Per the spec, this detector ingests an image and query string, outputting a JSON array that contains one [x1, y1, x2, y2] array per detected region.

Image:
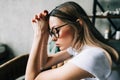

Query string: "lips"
[[55, 43, 60, 47], [56, 44, 59, 46]]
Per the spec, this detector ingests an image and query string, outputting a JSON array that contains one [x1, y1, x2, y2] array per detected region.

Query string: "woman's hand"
[[32, 10, 49, 36]]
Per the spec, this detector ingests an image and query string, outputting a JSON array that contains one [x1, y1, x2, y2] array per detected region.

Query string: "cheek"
[[58, 28, 74, 50], [59, 28, 74, 41]]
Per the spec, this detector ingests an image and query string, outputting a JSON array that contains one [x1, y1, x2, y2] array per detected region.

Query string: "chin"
[[59, 47, 67, 51]]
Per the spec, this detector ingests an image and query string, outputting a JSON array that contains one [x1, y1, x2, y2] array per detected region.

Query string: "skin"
[[49, 16, 74, 50], [25, 10, 93, 80]]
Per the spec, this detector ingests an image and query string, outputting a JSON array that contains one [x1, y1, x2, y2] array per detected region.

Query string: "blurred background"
[[0, 0, 119, 56], [0, 0, 120, 80]]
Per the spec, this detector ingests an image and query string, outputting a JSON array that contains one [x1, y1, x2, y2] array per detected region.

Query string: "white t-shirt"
[[67, 45, 111, 80]]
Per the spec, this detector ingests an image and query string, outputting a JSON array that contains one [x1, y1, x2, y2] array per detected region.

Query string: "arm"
[[25, 10, 71, 80], [25, 11, 49, 80], [35, 62, 94, 80]]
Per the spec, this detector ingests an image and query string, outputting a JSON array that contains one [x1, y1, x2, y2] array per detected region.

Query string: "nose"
[[51, 36, 57, 41]]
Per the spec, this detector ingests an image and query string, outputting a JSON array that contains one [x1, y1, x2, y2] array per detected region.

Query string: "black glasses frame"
[[49, 23, 68, 38]]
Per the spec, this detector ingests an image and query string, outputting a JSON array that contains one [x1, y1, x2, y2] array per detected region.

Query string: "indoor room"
[[0, 0, 120, 80]]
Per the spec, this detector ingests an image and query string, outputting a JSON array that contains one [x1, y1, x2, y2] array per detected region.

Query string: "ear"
[[76, 19, 83, 26]]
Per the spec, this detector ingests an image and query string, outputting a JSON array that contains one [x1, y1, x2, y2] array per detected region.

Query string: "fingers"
[[39, 10, 48, 20], [44, 10, 48, 14], [32, 14, 40, 23], [43, 10, 48, 16], [35, 14, 40, 20], [32, 10, 49, 23]]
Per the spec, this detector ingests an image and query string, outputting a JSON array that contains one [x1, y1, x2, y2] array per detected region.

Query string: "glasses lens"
[[49, 23, 67, 38], [49, 28, 59, 38]]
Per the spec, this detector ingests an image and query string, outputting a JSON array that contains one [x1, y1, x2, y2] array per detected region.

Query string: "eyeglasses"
[[49, 23, 68, 38]]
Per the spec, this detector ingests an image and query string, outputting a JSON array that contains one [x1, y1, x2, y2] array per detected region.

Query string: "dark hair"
[[49, 1, 106, 43], [49, 1, 119, 62]]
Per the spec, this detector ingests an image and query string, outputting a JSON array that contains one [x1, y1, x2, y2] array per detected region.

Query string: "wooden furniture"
[[0, 54, 28, 80]]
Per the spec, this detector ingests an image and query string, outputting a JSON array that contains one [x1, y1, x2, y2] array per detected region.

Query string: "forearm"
[[25, 32, 49, 80]]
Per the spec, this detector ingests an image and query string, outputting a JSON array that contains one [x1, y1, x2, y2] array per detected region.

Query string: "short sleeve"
[[67, 47, 77, 56], [67, 47, 111, 80]]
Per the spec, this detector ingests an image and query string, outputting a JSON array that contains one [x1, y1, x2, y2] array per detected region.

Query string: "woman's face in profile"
[[49, 16, 74, 50]]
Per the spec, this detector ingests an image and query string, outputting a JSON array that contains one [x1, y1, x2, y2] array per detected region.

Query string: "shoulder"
[[68, 46, 111, 79], [80, 46, 105, 58], [67, 45, 105, 57], [68, 46, 107, 67]]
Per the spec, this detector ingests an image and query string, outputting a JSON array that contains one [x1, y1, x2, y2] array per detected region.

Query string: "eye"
[[49, 23, 68, 37], [55, 28, 60, 33], [51, 28, 59, 35], [49, 28, 54, 36]]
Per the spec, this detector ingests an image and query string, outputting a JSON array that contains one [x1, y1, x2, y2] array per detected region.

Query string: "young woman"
[[25, 1, 119, 80]]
